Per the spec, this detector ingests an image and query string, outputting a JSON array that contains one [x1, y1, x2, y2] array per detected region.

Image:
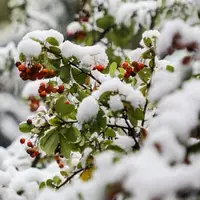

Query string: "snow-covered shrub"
[[2, 0, 200, 200]]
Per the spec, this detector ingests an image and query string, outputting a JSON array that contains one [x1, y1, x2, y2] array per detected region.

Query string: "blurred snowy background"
[[0, 0, 79, 147]]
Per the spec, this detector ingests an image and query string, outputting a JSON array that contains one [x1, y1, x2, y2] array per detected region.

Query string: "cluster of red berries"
[[54, 154, 65, 168], [166, 33, 198, 57], [28, 96, 40, 112], [122, 61, 145, 79], [38, 83, 65, 98], [20, 120, 40, 158], [92, 65, 104, 72], [16, 62, 56, 81]]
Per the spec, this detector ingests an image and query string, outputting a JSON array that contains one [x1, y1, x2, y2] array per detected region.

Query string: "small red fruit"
[[59, 162, 64, 168], [122, 62, 129, 69], [182, 56, 192, 65], [126, 66, 133, 74], [15, 62, 21, 67], [65, 100, 70, 105], [30, 103, 39, 112], [48, 69, 56, 77], [40, 91, 46, 98], [27, 141, 33, 148], [20, 138, 26, 144], [137, 63, 144, 70], [27, 119, 32, 124], [124, 72, 131, 79], [37, 72, 44, 80], [95, 65, 104, 72], [39, 83, 46, 91], [58, 85, 65, 94], [18, 65, 26, 72]]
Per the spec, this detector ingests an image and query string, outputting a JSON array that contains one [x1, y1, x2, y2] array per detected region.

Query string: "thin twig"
[[68, 60, 101, 85], [56, 168, 84, 189]]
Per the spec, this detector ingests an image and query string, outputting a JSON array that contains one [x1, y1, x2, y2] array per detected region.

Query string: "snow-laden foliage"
[[1, 0, 200, 200]]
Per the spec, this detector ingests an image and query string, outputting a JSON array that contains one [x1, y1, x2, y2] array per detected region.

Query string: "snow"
[[108, 95, 124, 112], [23, 29, 64, 44], [77, 96, 99, 123], [17, 39, 42, 57], [61, 41, 109, 69], [116, 1, 157, 25], [66, 22, 82, 35], [140, 30, 160, 47], [22, 80, 47, 98], [114, 135, 135, 152], [95, 78, 145, 108]]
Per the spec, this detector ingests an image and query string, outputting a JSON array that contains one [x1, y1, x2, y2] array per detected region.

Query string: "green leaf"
[[132, 108, 144, 120], [60, 171, 68, 177], [60, 66, 71, 83], [40, 128, 59, 155], [60, 126, 80, 143], [106, 145, 125, 152], [46, 37, 59, 46], [96, 15, 114, 29], [107, 24, 134, 48], [127, 109, 138, 127], [53, 176, 62, 185], [99, 91, 113, 104], [109, 62, 117, 77], [19, 53, 26, 62], [142, 49, 155, 59], [49, 46, 61, 56], [48, 117, 61, 126], [166, 65, 174, 72], [143, 37, 152, 47], [19, 122, 33, 133], [39, 182, 46, 190], [71, 67, 87, 85], [138, 68, 151, 83], [91, 109, 107, 132], [55, 97, 75, 117], [105, 128, 116, 137], [46, 179, 54, 188], [48, 58, 61, 68], [149, 59, 155, 68], [59, 133, 71, 158]]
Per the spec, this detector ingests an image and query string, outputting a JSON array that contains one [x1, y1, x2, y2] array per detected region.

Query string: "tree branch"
[[56, 168, 84, 189]]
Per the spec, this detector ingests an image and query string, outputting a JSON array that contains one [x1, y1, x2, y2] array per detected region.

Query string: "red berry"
[[18, 65, 26, 72], [20, 138, 26, 144], [39, 83, 46, 91], [122, 62, 129, 69], [15, 62, 21, 67], [138, 63, 144, 71], [65, 100, 70, 105], [48, 69, 56, 77], [40, 91, 46, 98], [27, 141, 33, 148], [124, 72, 131, 79], [46, 84, 54, 94], [58, 85, 65, 94], [27, 119, 32, 124], [37, 72, 45, 80], [126, 67, 132, 74], [59, 162, 64, 168], [95, 65, 104, 72], [182, 56, 192, 65], [30, 103, 39, 112]]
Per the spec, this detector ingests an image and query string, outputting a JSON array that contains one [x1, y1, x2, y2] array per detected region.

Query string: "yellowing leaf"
[[80, 168, 95, 182]]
